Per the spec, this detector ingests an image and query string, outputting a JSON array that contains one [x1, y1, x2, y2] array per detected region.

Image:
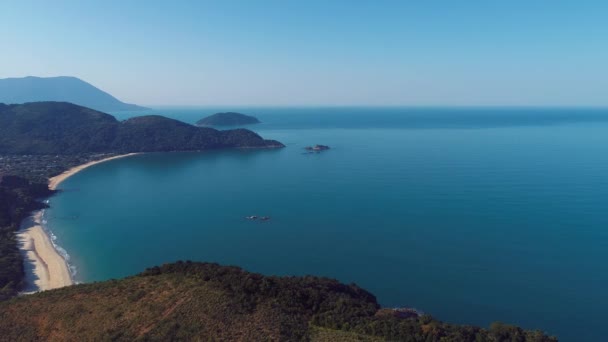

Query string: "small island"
[[304, 144, 330, 152], [196, 112, 261, 127]]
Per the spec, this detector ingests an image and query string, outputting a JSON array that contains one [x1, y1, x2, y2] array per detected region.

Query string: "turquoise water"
[[47, 108, 608, 341]]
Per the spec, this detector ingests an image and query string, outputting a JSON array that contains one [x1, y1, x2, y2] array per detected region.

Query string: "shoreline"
[[18, 153, 139, 292], [48, 153, 140, 190], [17, 211, 73, 292]]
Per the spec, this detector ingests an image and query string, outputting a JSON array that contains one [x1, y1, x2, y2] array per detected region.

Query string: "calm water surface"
[[47, 108, 608, 341]]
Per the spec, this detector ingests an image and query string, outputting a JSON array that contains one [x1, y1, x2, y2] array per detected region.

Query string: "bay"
[[47, 107, 608, 341]]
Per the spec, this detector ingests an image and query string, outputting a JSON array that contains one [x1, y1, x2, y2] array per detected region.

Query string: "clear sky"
[[1, 1, 607, 106]]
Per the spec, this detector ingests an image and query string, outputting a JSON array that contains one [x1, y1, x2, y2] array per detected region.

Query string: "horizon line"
[[143, 104, 608, 109]]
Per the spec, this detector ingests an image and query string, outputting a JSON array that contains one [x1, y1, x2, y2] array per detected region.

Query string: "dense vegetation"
[[0, 76, 148, 112], [0, 102, 283, 154], [0, 176, 53, 300], [196, 111, 261, 126], [0, 261, 556, 341]]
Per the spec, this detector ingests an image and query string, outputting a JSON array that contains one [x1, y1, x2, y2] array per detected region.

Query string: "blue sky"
[[1, 1, 607, 106]]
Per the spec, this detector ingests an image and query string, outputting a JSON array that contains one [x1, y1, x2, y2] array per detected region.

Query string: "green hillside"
[[0, 262, 556, 341]]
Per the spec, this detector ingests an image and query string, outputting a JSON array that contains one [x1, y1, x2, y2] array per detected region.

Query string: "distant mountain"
[[0, 102, 283, 154], [196, 112, 261, 126], [0, 261, 556, 341], [0, 76, 148, 112]]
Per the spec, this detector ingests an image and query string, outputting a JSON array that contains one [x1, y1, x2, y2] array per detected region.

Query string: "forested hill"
[[0, 261, 556, 342], [0, 102, 283, 154], [0, 76, 148, 112]]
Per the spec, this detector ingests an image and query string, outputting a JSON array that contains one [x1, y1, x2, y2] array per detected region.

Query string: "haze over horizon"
[[2, 1, 607, 107]]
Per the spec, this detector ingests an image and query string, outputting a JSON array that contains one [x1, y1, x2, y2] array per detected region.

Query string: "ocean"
[[45, 107, 608, 341]]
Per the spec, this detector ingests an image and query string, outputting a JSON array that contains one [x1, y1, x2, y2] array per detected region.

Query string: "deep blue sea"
[[45, 107, 608, 341]]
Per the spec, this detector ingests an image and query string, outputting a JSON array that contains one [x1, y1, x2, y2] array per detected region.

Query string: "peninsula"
[[0, 102, 283, 154]]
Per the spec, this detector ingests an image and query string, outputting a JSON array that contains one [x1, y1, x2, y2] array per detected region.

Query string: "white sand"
[[48, 153, 139, 190], [18, 212, 73, 291]]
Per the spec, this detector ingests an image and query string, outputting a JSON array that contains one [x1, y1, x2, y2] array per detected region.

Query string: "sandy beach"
[[48, 153, 139, 190], [18, 212, 73, 292], [18, 153, 139, 292]]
